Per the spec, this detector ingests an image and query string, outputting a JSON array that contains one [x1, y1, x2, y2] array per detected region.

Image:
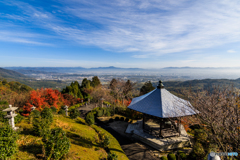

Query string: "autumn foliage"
[[22, 88, 73, 116]]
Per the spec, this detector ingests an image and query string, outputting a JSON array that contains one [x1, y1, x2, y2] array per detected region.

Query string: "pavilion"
[[125, 81, 198, 151]]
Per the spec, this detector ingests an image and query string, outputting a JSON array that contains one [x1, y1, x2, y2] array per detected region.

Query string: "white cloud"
[[227, 50, 236, 53], [2, 0, 240, 58]]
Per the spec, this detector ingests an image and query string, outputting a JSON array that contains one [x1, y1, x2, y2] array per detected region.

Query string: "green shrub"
[[120, 117, 125, 121], [0, 124, 18, 159], [103, 108, 107, 116], [115, 117, 120, 121], [41, 107, 53, 126], [107, 152, 118, 160], [193, 142, 205, 158], [28, 110, 40, 124], [161, 156, 168, 160], [97, 109, 103, 117], [85, 112, 95, 125], [167, 152, 176, 160], [179, 152, 187, 160], [0, 111, 7, 123], [43, 128, 71, 160], [69, 109, 80, 119], [14, 113, 23, 124], [106, 111, 111, 117], [32, 108, 53, 137], [31, 110, 40, 117], [50, 106, 57, 114], [101, 135, 110, 148], [58, 109, 65, 115], [194, 129, 208, 143], [32, 116, 50, 137]]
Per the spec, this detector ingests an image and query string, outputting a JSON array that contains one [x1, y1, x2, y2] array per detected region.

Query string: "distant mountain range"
[[163, 67, 240, 69], [0, 67, 27, 79], [4, 66, 146, 74]]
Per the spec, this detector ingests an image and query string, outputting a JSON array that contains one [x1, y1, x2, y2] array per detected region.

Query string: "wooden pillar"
[[159, 119, 163, 138], [142, 114, 145, 130], [178, 118, 181, 136]]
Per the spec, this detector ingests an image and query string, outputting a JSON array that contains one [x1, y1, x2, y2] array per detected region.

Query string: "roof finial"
[[157, 80, 164, 89]]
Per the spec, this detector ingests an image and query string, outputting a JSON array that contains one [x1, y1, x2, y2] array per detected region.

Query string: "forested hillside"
[[0, 68, 68, 90]]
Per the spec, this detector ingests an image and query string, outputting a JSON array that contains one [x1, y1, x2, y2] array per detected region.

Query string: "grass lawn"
[[6, 114, 129, 160]]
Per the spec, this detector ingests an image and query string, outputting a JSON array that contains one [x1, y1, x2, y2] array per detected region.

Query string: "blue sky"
[[0, 0, 240, 68]]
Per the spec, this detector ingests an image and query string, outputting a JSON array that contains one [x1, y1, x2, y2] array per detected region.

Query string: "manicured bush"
[[97, 109, 103, 117], [101, 135, 110, 148], [107, 152, 118, 160], [41, 107, 53, 125], [161, 156, 168, 160], [32, 108, 53, 137], [28, 109, 40, 124], [58, 109, 65, 115], [179, 152, 187, 160], [50, 106, 57, 114], [70, 108, 80, 119], [103, 108, 107, 116], [106, 111, 111, 117], [43, 128, 71, 160], [193, 142, 205, 158], [115, 117, 120, 121], [32, 116, 51, 137], [14, 113, 23, 124], [85, 112, 95, 125], [31, 109, 41, 117], [0, 124, 18, 160], [167, 152, 176, 160], [0, 111, 7, 123], [120, 117, 125, 121]]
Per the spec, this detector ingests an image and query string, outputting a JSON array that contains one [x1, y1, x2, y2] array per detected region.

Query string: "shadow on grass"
[[19, 144, 44, 159], [76, 119, 86, 125], [108, 148, 125, 154], [67, 131, 101, 148], [19, 128, 36, 136]]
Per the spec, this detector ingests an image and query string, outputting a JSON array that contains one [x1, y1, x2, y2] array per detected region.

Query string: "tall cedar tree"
[[62, 81, 83, 99], [91, 76, 101, 87], [140, 81, 155, 95], [110, 78, 117, 90]]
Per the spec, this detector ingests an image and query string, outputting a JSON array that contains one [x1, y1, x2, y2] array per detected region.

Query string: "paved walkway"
[[79, 105, 160, 160], [96, 120, 160, 160]]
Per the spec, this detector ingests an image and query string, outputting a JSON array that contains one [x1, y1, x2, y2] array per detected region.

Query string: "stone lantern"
[[100, 98, 104, 108], [64, 105, 68, 116], [2, 105, 18, 130], [31, 105, 36, 111]]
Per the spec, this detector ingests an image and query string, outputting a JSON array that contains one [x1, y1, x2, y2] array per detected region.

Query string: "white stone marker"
[[64, 105, 68, 116], [2, 105, 19, 130], [31, 105, 36, 111]]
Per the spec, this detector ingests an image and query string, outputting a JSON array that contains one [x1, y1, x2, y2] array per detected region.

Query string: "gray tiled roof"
[[128, 88, 198, 118]]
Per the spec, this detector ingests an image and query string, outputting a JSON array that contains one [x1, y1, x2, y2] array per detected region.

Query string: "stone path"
[[79, 106, 160, 159], [96, 120, 160, 160]]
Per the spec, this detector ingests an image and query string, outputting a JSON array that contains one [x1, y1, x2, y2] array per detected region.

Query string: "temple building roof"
[[128, 81, 198, 118]]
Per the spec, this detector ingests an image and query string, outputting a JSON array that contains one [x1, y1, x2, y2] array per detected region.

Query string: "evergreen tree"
[[140, 81, 155, 95], [0, 125, 18, 160], [61, 81, 83, 99], [91, 76, 101, 87], [110, 78, 117, 90], [123, 80, 133, 95]]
